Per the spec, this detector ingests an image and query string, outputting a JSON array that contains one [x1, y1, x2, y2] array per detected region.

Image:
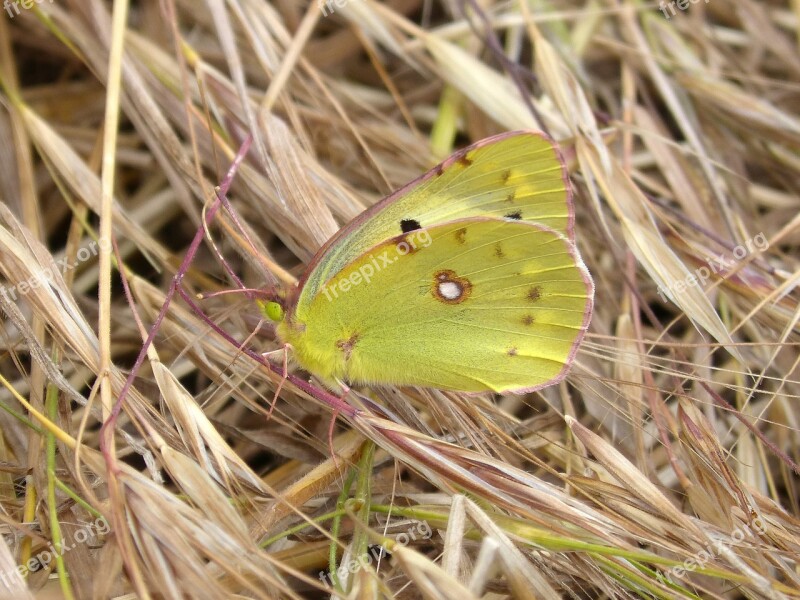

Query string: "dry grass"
[[0, 1, 798, 598]]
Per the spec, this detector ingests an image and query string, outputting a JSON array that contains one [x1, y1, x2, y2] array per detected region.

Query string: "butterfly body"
[[268, 131, 593, 394]]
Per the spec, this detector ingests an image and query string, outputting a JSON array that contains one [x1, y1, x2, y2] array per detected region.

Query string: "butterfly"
[[263, 131, 593, 394]]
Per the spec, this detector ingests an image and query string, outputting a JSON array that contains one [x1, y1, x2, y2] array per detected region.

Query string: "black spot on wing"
[[505, 211, 522, 220], [400, 219, 421, 233]]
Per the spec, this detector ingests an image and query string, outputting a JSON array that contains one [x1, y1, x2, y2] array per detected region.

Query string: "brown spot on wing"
[[527, 286, 542, 302], [494, 243, 505, 258], [432, 270, 472, 305], [335, 333, 360, 361], [507, 347, 518, 356], [521, 315, 534, 326], [505, 191, 516, 204], [454, 227, 467, 244], [457, 152, 473, 167], [501, 169, 511, 184]]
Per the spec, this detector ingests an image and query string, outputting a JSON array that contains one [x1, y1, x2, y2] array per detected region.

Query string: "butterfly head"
[[259, 300, 286, 323], [255, 287, 289, 324], [259, 299, 286, 323]]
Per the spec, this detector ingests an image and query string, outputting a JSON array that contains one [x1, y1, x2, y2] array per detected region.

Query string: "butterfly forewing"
[[298, 131, 574, 309]]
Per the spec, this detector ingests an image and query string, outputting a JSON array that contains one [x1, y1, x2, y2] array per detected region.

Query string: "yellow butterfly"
[[263, 131, 593, 394]]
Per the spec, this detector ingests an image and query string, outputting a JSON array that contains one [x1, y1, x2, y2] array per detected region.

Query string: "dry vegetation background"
[[0, 0, 798, 598]]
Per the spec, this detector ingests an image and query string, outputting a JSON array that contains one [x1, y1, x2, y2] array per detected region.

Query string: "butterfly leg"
[[327, 378, 351, 469], [261, 344, 291, 418]]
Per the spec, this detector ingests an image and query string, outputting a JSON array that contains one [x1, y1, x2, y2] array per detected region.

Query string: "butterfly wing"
[[297, 131, 574, 310], [277, 218, 593, 393]]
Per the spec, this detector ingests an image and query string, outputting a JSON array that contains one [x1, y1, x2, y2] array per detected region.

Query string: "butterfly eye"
[[260, 300, 285, 322]]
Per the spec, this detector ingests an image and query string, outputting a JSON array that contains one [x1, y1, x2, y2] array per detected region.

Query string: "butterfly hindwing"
[[278, 217, 593, 393]]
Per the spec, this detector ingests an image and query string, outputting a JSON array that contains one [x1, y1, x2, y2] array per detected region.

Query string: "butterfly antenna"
[[206, 180, 280, 291], [200, 199, 248, 293], [198, 288, 275, 301]]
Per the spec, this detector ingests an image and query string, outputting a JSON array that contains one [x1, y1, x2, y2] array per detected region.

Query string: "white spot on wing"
[[438, 281, 462, 301]]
